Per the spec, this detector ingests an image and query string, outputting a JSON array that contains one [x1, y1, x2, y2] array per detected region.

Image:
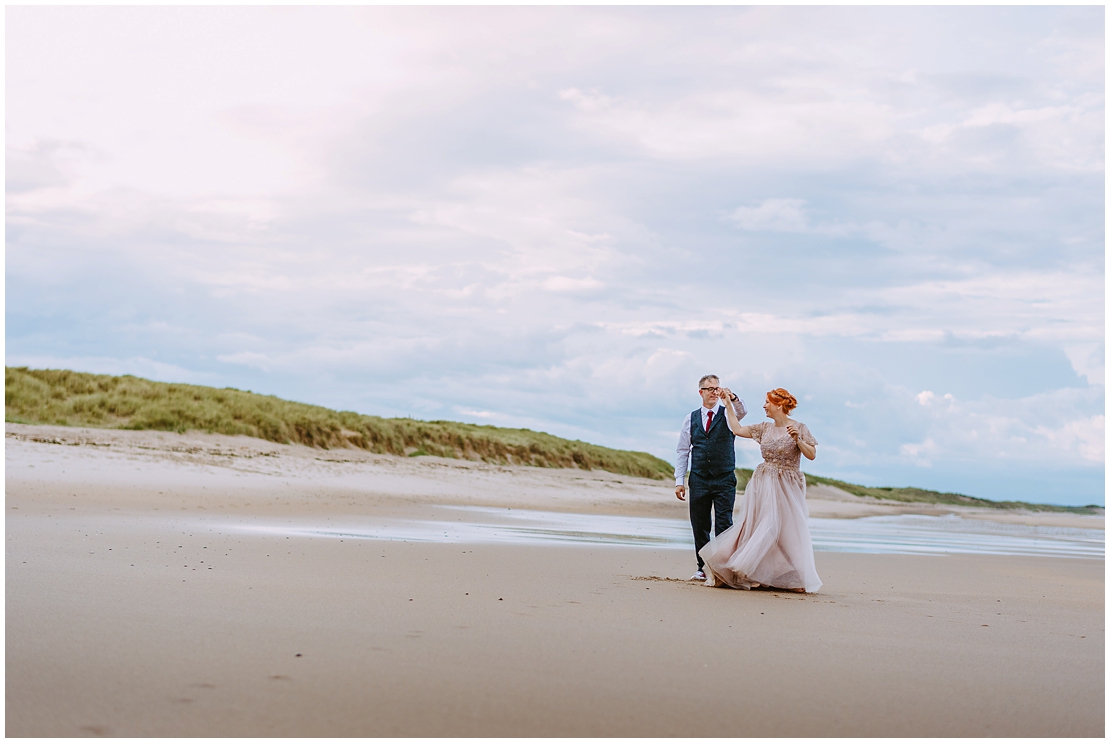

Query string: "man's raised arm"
[[729, 394, 747, 422]]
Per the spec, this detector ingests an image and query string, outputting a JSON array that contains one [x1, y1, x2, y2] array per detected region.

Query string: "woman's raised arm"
[[719, 387, 755, 438]]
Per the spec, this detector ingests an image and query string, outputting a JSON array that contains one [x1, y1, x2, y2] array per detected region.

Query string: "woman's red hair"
[[766, 388, 798, 414]]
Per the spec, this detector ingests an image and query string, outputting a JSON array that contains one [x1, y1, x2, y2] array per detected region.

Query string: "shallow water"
[[232, 506, 1103, 559]]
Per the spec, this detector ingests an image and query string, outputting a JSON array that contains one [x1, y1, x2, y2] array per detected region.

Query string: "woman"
[[698, 387, 822, 593]]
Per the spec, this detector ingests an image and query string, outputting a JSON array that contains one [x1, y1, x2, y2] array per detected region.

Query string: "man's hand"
[[720, 386, 738, 403], [675, 484, 686, 501]]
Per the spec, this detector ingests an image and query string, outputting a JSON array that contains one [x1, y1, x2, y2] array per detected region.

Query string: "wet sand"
[[6, 425, 1105, 736]]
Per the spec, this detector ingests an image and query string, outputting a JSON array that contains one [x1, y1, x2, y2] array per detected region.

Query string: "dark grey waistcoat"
[[689, 406, 736, 478]]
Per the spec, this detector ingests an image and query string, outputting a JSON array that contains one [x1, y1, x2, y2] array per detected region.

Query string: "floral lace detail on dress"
[[751, 422, 817, 472]]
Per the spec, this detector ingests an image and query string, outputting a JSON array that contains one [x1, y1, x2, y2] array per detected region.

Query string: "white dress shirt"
[[674, 397, 747, 485]]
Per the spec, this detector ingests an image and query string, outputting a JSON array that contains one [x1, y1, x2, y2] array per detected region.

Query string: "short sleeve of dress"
[[749, 421, 767, 442], [798, 422, 817, 446]]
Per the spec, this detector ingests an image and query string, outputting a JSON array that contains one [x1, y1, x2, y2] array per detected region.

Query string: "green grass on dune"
[[5, 367, 673, 480]]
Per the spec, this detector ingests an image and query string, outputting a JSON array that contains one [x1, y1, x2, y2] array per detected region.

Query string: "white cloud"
[[542, 276, 603, 292], [900, 438, 937, 466], [900, 387, 1105, 468], [728, 198, 864, 237], [215, 352, 274, 372], [455, 408, 498, 419], [6, 356, 218, 385], [729, 199, 810, 233], [1035, 415, 1105, 463], [558, 84, 899, 163], [920, 100, 1103, 172], [875, 272, 1104, 345], [1064, 343, 1105, 386]]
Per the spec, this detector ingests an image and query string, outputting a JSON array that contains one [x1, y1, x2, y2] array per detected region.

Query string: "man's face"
[[698, 379, 720, 408]]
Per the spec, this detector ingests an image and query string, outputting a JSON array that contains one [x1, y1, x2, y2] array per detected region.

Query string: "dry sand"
[[6, 424, 1105, 736]]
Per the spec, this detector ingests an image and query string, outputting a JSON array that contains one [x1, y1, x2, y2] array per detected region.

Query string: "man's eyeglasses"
[[699, 387, 720, 393]]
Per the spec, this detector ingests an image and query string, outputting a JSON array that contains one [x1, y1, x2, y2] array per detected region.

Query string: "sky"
[[6, 6, 1105, 506]]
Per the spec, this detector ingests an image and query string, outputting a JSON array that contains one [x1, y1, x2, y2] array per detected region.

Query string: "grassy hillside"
[[5, 367, 673, 480]]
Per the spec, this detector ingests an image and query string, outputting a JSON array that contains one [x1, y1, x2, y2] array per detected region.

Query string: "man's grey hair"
[[698, 374, 719, 388]]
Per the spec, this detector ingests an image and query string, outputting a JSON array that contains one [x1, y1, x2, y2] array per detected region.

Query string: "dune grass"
[[5, 367, 673, 480]]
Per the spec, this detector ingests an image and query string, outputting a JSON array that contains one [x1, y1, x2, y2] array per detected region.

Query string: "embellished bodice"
[[752, 421, 817, 473]]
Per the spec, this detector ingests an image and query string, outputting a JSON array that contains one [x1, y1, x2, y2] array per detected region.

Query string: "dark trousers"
[[688, 470, 737, 570]]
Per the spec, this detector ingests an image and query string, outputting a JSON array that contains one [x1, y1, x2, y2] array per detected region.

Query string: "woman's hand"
[[722, 392, 754, 438], [787, 422, 817, 460]]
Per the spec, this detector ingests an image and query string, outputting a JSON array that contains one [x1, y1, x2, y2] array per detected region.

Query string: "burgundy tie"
[[706, 410, 713, 431]]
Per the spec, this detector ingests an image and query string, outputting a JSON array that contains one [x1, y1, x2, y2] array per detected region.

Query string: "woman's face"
[[763, 399, 782, 418]]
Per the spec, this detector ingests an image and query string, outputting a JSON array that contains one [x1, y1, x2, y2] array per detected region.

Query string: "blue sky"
[[7, 7, 1104, 505]]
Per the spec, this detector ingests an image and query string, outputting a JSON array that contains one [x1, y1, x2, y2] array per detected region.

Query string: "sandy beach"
[[6, 424, 1105, 736]]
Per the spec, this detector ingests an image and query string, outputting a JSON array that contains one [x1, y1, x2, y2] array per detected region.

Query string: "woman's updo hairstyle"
[[766, 388, 798, 414]]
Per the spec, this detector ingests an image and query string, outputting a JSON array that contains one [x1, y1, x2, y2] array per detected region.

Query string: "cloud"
[[1035, 415, 1105, 463], [895, 387, 1105, 467], [557, 83, 899, 163], [1064, 343, 1105, 386], [456, 408, 498, 419], [5, 140, 84, 193], [215, 352, 274, 372], [900, 438, 937, 466], [727, 198, 865, 238], [920, 100, 1103, 172], [542, 276, 603, 292], [5, 355, 219, 385], [729, 199, 810, 233]]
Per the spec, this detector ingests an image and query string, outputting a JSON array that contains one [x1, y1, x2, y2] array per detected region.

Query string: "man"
[[675, 374, 747, 581]]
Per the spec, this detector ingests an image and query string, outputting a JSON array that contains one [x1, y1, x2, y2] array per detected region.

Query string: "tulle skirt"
[[699, 462, 823, 593]]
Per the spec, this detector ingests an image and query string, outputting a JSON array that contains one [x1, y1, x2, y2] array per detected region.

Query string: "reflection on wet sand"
[[230, 505, 1104, 559]]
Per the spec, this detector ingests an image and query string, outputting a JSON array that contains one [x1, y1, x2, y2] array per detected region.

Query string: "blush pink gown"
[[699, 421, 822, 593]]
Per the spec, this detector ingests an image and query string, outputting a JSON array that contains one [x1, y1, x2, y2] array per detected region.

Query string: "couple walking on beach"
[[675, 374, 822, 593]]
